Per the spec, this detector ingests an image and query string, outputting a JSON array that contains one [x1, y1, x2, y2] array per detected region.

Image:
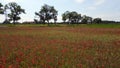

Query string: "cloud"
[[2, 0, 21, 3], [95, 0, 106, 6], [88, 0, 106, 10], [93, 12, 120, 21], [75, 0, 85, 3], [4, 0, 18, 2], [88, 6, 96, 10]]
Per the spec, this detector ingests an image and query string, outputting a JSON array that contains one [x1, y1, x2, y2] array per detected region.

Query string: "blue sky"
[[0, 0, 120, 22]]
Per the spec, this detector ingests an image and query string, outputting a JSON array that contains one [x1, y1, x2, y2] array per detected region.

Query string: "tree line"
[[0, 2, 25, 24], [0, 2, 119, 25]]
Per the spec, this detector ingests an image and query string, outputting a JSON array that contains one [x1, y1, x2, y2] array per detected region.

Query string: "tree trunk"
[[13, 15, 16, 25], [69, 20, 70, 24], [43, 20, 45, 24], [55, 21, 56, 25], [47, 20, 49, 26], [13, 20, 15, 25]]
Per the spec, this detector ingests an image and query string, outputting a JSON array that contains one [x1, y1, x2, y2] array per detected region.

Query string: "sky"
[[0, 0, 120, 23]]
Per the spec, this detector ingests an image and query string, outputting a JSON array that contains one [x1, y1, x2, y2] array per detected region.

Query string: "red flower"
[[77, 63, 82, 68], [16, 57, 22, 63], [8, 65, 12, 68], [32, 58, 36, 65], [0, 64, 5, 68]]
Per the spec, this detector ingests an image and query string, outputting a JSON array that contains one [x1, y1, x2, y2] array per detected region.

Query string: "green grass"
[[68, 24, 120, 28], [0, 23, 120, 28]]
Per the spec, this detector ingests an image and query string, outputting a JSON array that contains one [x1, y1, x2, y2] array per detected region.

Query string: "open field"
[[0, 24, 120, 68], [0, 24, 120, 28]]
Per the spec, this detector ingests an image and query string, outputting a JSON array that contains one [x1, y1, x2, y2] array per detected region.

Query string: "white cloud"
[[0, 15, 4, 23], [88, 6, 96, 10], [87, 0, 106, 10], [95, 0, 106, 6], [93, 12, 120, 21], [75, 0, 85, 3], [4, 0, 17, 2], [2, 0, 21, 3], [57, 16, 62, 22]]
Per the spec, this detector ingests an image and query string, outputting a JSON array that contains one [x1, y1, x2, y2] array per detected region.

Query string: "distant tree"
[[81, 19, 87, 24], [70, 11, 78, 24], [101, 20, 116, 24], [62, 11, 81, 24], [4, 5, 9, 22], [93, 18, 102, 24], [2, 5, 11, 24], [5, 2, 25, 24], [62, 13, 66, 23], [81, 15, 92, 24], [51, 6, 58, 25], [72, 12, 81, 24], [0, 3, 10, 24], [87, 16, 92, 24], [2, 19, 10, 24], [35, 4, 58, 25], [0, 3, 4, 14], [76, 14, 81, 23], [53, 15, 57, 25], [62, 11, 70, 24], [34, 12, 44, 24]]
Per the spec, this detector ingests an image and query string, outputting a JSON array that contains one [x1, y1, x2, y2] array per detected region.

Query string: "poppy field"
[[0, 25, 120, 68]]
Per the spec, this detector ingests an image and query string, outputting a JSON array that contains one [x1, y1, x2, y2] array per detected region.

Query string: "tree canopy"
[[0, 3, 4, 14], [35, 4, 58, 25], [93, 18, 102, 24], [5, 2, 25, 24], [62, 11, 81, 24], [81, 15, 92, 24], [1, 2, 118, 24]]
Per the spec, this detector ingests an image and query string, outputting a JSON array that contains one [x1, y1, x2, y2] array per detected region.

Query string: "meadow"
[[0, 24, 120, 68]]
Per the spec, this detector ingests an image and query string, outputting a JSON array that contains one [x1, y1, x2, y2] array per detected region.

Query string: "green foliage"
[[5, 2, 25, 24], [35, 4, 58, 25], [81, 15, 92, 24], [62, 11, 81, 24], [0, 23, 120, 28], [62, 11, 69, 23], [93, 18, 102, 24], [0, 3, 4, 14]]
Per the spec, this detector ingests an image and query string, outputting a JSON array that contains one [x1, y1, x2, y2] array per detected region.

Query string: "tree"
[[81, 15, 92, 24], [34, 12, 44, 24], [35, 4, 58, 25], [62, 11, 70, 24], [53, 15, 57, 25], [76, 14, 81, 23], [62, 13, 67, 23], [87, 16, 92, 24], [0, 3, 4, 14], [81, 15, 87, 24], [2, 5, 11, 24], [70, 11, 78, 24], [5, 2, 25, 24], [62, 11, 81, 24], [93, 18, 102, 24], [67, 11, 72, 24], [70, 11, 81, 24], [51, 6, 58, 25], [62, 11, 69, 24], [0, 3, 10, 24]]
